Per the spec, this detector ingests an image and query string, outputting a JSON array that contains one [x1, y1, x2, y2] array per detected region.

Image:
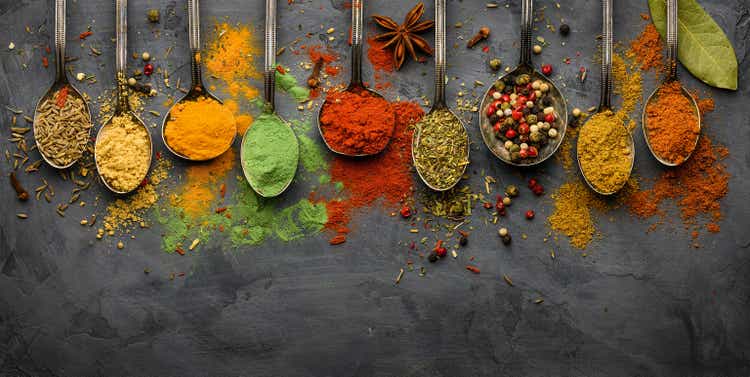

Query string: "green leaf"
[[648, 0, 738, 90]]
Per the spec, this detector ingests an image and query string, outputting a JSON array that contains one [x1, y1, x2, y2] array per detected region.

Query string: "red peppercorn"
[[501, 94, 511, 102], [144, 63, 154, 76], [528, 146, 538, 157], [525, 210, 535, 219], [511, 110, 523, 120], [399, 205, 411, 218], [541, 64, 552, 75], [532, 185, 544, 195], [505, 129, 517, 139], [483, 202, 493, 209], [495, 201, 504, 212], [545, 113, 556, 123], [528, 178, 537, 188], [517, 96, 527, 104], [528, 91, 536, 101], [491, 100, 503, 109], [486, 105, 496, 117], [518, 123, 530, 134], [519, 149, 528, 158]]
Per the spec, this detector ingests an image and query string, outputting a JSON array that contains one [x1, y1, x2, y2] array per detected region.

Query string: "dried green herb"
[[413, 108, 469, 190]]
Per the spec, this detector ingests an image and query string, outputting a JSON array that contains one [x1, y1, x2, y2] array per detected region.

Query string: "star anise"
[[372, 3, 434, 70]]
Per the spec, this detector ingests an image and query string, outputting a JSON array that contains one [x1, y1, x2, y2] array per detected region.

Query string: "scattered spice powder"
[[173, 148, 235, 219], [204, 22, 261, 101], [644, 81, 700, 165], [628, 23, 663, 72], [325, 101, 424, 242], [103, 156, 171, 232]]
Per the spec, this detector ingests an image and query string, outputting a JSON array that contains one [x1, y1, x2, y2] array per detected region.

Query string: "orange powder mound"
[[173, 148, 236, 218], [205, 23, 261, 101], [629, 23, 663, 72], [644, 81, 700, 165], [626, 97, 729, 238]]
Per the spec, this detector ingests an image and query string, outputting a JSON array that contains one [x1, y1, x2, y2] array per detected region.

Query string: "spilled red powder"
[[324, 101, 424, 243], [626, 97, 730, 240], [629, 23, 663, 72], [367, 37, 394, 72], [308, 45, 338, 65]]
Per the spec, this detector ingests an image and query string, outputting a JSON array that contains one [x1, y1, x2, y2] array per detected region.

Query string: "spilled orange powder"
[[172, 149, 236, 218], [225, 99, 254, 135], [205, 22, 261, 101]]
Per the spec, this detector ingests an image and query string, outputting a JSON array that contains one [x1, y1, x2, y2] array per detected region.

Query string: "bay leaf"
[[648, 0, 738, 90]]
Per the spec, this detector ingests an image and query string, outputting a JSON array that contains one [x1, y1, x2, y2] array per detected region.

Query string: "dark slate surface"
[[1, 0, 750, 375]]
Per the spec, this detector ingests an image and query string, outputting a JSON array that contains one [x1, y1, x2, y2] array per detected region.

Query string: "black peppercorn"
[[542, 96, 553, 106], [428, 252, 438, 263], [459, 235, 468, 246], [489, 114, 500, 124], [502, 234, 512, 245], [559, 24, 570, 36]]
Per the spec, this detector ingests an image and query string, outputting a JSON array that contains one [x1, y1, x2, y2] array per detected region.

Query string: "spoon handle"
[[188, 0, 203, 89], [519, 0, 533, 66], [115, 0, 129, 113], [599, 0, 613, 110], [350, 0, 363, 85], [54, 0, 67, 83], [433, 0, 446, 106], [665, 0, 678, 79], [264, 0, 277, 111]]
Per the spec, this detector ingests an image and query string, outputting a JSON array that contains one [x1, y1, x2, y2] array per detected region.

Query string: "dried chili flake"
[[215, 206, 227, 214], [79, 30, 93, 40], [42, 56, 48, 68], [275, 65, 286, 74], [466, 265, 480, 274], [175, 246, 186, 255], [220, 183, 226, 198], [55, 86, 69, 107], [330, 235, 346, 245]]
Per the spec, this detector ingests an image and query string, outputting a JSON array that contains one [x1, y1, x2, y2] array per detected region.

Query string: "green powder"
[[275, 69, 309, 102], [291, 119, 328, 173], [241, 112, 299, 197]]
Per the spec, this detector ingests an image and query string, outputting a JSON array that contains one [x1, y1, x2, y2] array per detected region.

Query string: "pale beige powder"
[[95, 115, 151, 192]]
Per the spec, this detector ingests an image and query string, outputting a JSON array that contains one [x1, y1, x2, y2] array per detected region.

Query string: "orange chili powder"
[[644, 81, 700, 165], [629, 23, 663, 72], [627, 97, 729, 239], [324, 101, 424, 243], [319, 88, 395, 155]]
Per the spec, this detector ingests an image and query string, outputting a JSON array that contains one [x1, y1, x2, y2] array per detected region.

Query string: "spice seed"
[[17, 213, 28, 219]]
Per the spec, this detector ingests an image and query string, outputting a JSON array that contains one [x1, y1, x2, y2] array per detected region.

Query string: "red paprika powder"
[[319, 88, 396, 155]]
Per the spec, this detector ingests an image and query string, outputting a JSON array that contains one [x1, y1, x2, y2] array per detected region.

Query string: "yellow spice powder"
[[577, 111, 633, 194], [103, 157, 171, 231], [164, 96, 236, 160], [95, 115, 151, 192], [205, 22, 261, 101], [171, 148, 235, 218]]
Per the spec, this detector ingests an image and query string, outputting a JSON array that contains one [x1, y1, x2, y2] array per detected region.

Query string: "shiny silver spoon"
[[316, 0, 392, 157], [33, 0, 92, 169], [412, 0, 469, 191], [478, 0, 567, 166], [94, 0, 153, 194], [240, 0, 298, 198], [642, 0, 701, 166], [576, 0, 634, 195], [161, 0, 234, 161]]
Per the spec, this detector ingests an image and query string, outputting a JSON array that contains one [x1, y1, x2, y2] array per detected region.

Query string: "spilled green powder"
[[291, 119, 328, 173], [275, 69, 309, 102], [241, 112, 299, 197]]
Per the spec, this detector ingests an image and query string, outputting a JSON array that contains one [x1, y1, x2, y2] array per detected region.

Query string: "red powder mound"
[[324, 101, 424, 243]]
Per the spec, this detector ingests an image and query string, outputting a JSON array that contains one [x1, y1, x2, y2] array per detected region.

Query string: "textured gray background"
[[1, 0, 750, 376]]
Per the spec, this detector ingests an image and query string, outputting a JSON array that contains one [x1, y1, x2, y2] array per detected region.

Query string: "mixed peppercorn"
[[484, 73, 561, 163]]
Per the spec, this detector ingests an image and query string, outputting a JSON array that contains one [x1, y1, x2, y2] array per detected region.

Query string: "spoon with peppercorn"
[[478, 0, 567, 166], [95, 0, 153, 194], [316, 0, 393, 157], [642, 0, 701, 166], [161, 0, 234, 161], [33, 0, 92, 169], [576, 0, 634, 195], [411, 0, 469, 191]]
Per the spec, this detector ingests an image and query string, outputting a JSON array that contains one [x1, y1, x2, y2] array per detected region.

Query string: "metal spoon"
[[32, 0, 92, 169], [161, 0, 233, 161], [478, 0, 568, 166], [94, 0, 153, 194], [576, 0, 634, 195], [240, 0, 298, 198], [642, 0, 701, 166], [316, 0, 392, 157], [412, 0, 468, 191]]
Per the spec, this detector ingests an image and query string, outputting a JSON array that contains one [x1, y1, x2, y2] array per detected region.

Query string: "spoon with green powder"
[[576, 0, 634, 195], [641, 0, 701, 167], [240, 0, 299, 198], [412, 0, 469, 191], [94, 0, 153, 195], [160, 0, 234, 161]]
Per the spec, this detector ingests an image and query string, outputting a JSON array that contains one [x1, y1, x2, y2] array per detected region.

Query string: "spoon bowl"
[[412, 105, 469, 191], [576, 0, 633, 195], [161, 0, 235, 161], [317, 0, 391, 157], [33, 0, 93, 170], [641, 0, 701, 167], [477, 0, 567, 166], [94, 0, 153, 195]]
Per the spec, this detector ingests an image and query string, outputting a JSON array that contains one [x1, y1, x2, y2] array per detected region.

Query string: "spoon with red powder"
[[316, 0, 394, 157], [642, 0, 701, 166]]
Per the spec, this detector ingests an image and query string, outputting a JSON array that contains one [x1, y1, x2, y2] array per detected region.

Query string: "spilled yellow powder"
[[225, 99, 254, 135], [171, 148, 235, 218], [205, 22, 261, 101], [103, 156, 171, 232]]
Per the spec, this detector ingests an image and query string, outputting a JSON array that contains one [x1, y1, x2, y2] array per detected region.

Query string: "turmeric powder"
[[163, 96, 236, 160]]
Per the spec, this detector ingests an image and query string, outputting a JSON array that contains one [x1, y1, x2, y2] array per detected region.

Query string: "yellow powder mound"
[[164, 96, 236, 160]]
